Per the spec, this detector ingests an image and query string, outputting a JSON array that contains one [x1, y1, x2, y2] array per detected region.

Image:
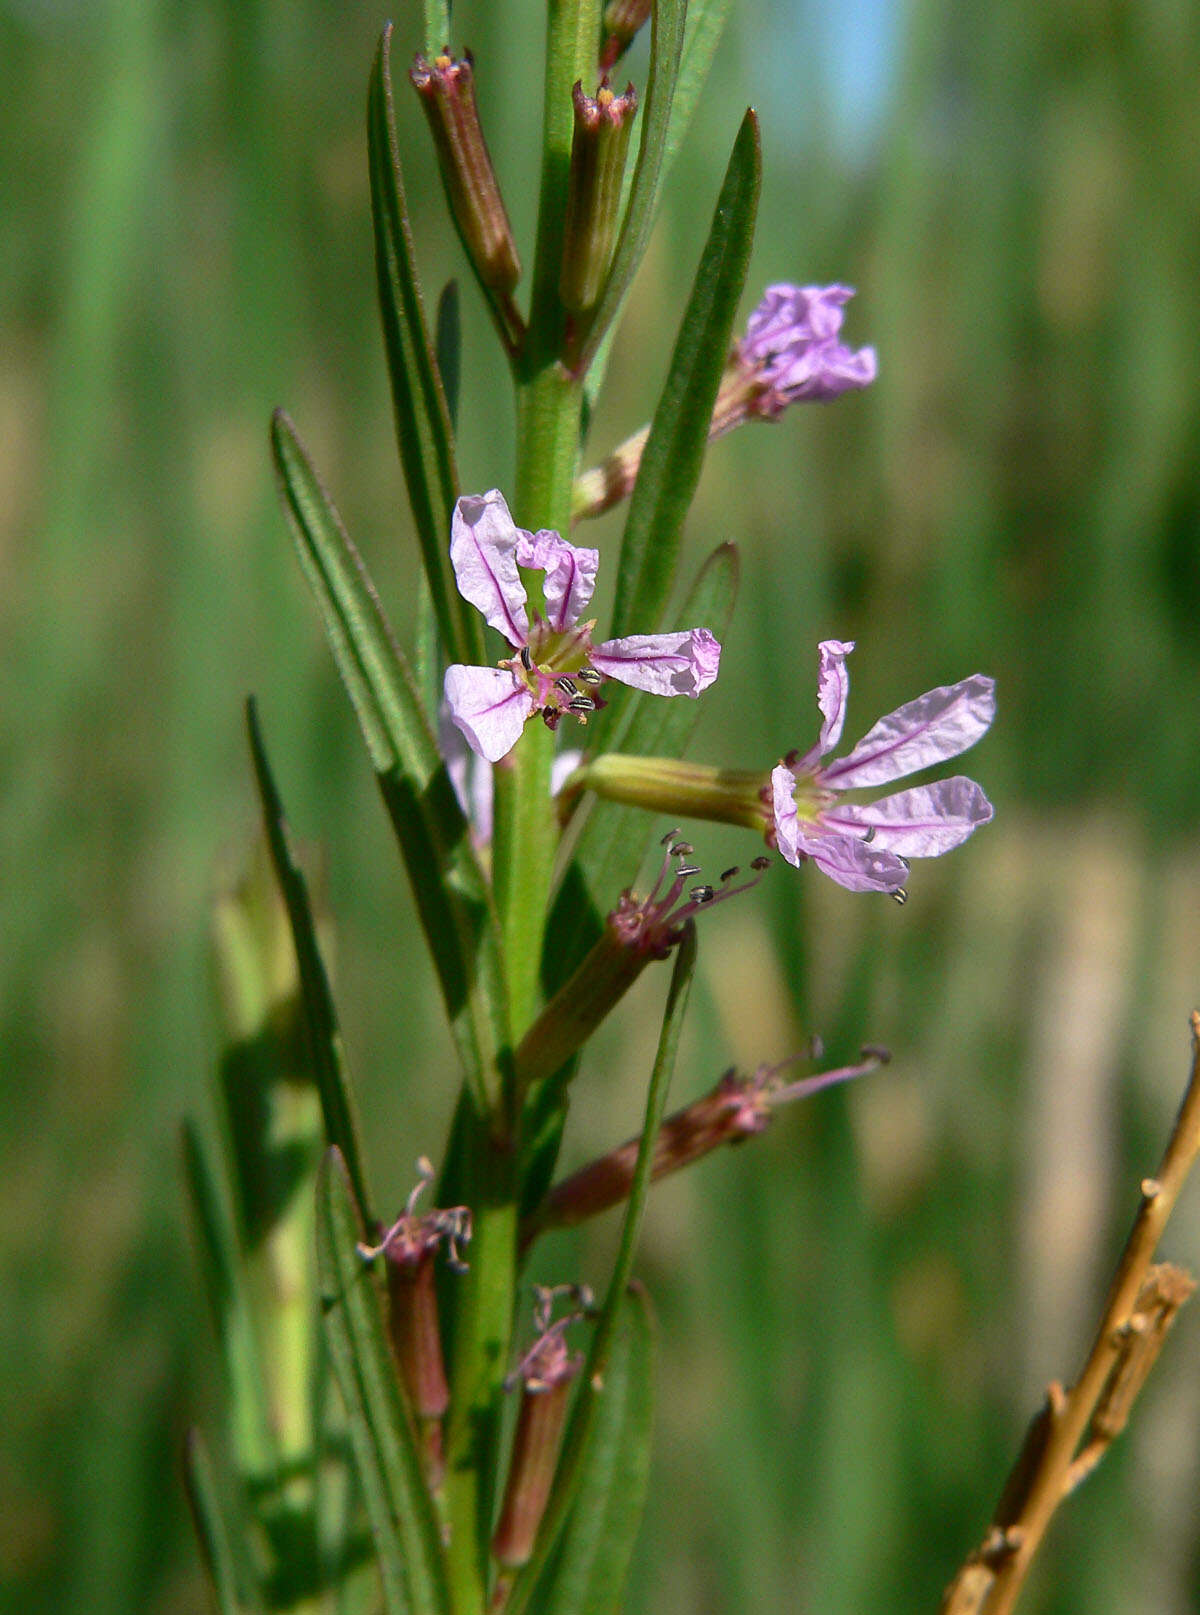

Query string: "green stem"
[[442, 17, 601, 1612], [442, 1120, 519, 1613]]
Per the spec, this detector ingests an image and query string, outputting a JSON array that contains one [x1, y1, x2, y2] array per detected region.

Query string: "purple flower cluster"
[[741, 283, 877, 410]]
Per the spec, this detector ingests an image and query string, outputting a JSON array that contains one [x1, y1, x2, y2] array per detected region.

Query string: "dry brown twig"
[[941, 1012, 1200, 1615]]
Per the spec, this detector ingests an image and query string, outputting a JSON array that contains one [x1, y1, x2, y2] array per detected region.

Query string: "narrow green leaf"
[[184, 1428, 266, 1615], [245, 699, 373, 1227], [368, 25, 482, 669], [662, 0, 735, 179], [181, 1120, 278, 1483], [435, 282, 462, 430], [316, 1150, 453, 1615], [270, 410, 511, 1117], [525, 1288, 656, 1615], [609, 109, 760, 640], [573, 0, 689, 376], [505, 929, 695, 1615], [584, 0, 735, 408]]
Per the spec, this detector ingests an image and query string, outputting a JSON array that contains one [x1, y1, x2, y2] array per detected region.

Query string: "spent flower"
[[443, 489, 720, 762]]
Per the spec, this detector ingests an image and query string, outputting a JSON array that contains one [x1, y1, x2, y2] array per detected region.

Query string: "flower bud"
[[600, 0, 652, 73], [559, 81, 638, 316], [411, 52, 521, 295], [491, 1288, 588, 1569], [358, 1160, 471, 1491]]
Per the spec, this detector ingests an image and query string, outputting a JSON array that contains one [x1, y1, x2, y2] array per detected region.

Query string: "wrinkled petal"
[[516, 529, 598, 631], [743, 285, 876, 402], [770, 763, 803, 865], [744, 284, 854, 360], [823, 674, 996, 790], [815, 638, 854, 753], [449, 490, 529, 647], [590, 628, 721, 697], [807, 834, 910, 893], [824, 777, 994, 857], [775, 341, 877, 402], [444, 663, 534, 763]]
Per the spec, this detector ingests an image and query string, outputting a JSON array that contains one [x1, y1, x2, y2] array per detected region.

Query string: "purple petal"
[[744, 284, 854, 363], [807, 834, 910, 893], [443, 663, 534, 763], [774, 340, 877, 403], [815, 638, 855, 753], [590, 628, 721, 697], [824, 777, 994, 857], [770, 764, 803, 865], [438, 702, 495, 844], [516, 529, 598, 632], [742, 284, 876, 403], [449, 491, 530, 648], [551, 748, 584, 797], [822, 675, 996, 790]]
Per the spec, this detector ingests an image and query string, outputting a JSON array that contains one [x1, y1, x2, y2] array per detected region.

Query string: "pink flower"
[[741, 284, 877, 409], [771, 640, 994, 894], [443, 490, 721, 762]]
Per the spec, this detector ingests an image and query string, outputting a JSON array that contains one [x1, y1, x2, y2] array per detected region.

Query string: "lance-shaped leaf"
[[608, 108, 760, 642], [504, 927, 695, 1615], [368, 24, 483, 670], [572, 0, 688, 376], [316, 1150, 453, 1615], [246, 699, 372, 1225], [271, 411, 511, 1118]]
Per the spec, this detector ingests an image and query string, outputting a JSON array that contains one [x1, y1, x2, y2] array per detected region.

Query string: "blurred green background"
[[5, 0, 1200, 1610]]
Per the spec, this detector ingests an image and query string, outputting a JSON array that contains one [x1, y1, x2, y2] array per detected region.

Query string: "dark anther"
[[720, 866, 739, 883], [660, 827, 682, 845], [675, 863, 701, 878], [576, 667, 602, 685], [568, 695, 597, 712], [520, 645, 534, 671], [862, 825, 876, 843], [750, 855, 772, 871], [671, 841, 694, 857], [555, 676, 578, 696], [891, 888, 908, 906], [690, 884, 715, 904]]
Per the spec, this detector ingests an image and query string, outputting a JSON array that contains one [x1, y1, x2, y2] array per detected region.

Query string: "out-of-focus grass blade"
[[184, 1428, 266, 1615], [543, 541, 739, 992], [524, 1287, 656, 1615], [181, 1120, 278, 1484], [608, 109, 760, 640], [316, 1150, 453, 1615], [246, 699, 373, 1228], [368, 25, 482, 670], [271, 411, 510, 1116], [573, 0, 688, 376], [506, 927, 694, 1615]]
